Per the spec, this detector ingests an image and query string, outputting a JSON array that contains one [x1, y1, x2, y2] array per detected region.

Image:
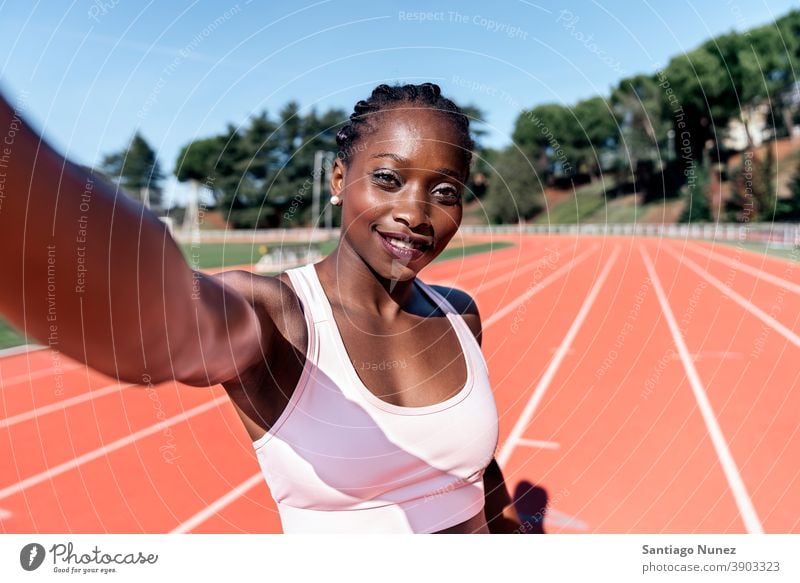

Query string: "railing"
[[459, 223, 800, 248], [171, 227, 339, 244], [170, 223, 800, 249]]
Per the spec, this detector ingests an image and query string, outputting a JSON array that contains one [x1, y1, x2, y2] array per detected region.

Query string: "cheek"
[[340, 181, 386, 234], [433, 204, 463, 233], [343, 190, 383, 225]]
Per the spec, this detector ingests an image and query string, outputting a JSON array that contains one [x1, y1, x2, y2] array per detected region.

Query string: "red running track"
[[0, 235, 797, 533]]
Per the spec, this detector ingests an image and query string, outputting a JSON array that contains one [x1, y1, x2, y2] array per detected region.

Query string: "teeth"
[[384, 234, 424, 251], [389, 238, 414, 250]]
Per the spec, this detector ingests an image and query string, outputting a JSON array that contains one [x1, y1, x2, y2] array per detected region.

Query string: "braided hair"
[[335, 83, 475, 179]]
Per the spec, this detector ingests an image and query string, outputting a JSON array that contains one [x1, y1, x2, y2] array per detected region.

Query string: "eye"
[[433, 184, 461, 203], [372, 169, 400, 188]]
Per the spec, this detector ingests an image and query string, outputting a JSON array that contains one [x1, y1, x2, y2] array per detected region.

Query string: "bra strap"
[[413, 278, 459, 316], [285, 264, 330, 325]]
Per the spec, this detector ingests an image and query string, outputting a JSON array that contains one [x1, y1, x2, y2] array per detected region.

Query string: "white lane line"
[[169, 246, 588, 533], [484, 245, 598, 330], [0, 395, 229, 501], [172, 244, 593, 533], [496, 247, 620, 467], [685, 241, 800, 295], [675, 351, 744, 362], [0, 383, 133, 430], [516, 438, 560, 450], [1, 363, 86, 388], [641, 247, 764, 534], [473, 247, 568, 294], [170, 472, 264, 534], [545, 507, 589, 531], [664, 246, 800, 349], [437, 244, 557, 286]]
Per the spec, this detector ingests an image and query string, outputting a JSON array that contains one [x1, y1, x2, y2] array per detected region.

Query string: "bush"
[[484, 146, 545, 224], [679, 158, 712, 223]]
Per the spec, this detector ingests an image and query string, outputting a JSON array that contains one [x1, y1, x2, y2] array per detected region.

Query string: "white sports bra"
[[252, 263, 499, 533]]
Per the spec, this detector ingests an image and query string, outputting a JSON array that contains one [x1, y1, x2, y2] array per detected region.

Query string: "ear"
[[330, 157, 346, 198]]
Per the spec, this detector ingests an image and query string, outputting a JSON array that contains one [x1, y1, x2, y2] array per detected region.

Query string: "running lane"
[[495, 236, 746, 533]]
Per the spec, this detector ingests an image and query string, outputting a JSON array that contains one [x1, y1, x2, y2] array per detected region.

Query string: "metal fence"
[[459, 223, 800, 248], [171, 223, 800, 249]]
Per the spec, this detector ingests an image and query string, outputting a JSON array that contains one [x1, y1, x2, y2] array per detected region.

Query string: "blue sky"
[[1, 0, 796, 206]]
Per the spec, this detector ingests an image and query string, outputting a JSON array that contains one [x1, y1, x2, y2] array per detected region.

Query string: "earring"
[[331, 195, 341, 206]]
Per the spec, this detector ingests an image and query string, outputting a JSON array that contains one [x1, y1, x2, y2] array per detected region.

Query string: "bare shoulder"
[[212, 269, 299, 311], [429, 284, 482, 346], [211, 269, 305, 344]]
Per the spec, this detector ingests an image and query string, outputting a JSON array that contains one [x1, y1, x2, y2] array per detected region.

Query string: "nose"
[[391, 185, 431, 231]]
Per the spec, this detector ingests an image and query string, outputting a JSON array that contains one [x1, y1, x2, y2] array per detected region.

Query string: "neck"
[[316, 239, 417, 319]]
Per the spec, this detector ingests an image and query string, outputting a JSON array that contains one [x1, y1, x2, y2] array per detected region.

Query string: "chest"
[[331, 306, 470, 408]]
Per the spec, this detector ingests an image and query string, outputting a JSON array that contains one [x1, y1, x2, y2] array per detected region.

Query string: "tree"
[[664, 48, 726, 160], [460, 104, 490, 201], [175, 137, 225, 230], [726, 155, 757, 222], [759, 143, 777, 218], [264, 103, 344, 226], [512, 103, 576, 182], [175, 137, 223, 190], [680, 157, 712, 223], [100, 132, 164, 209], [484, 146, 544, 223], [774, 155, 800, 221], [572, 96, 618, 177], [611, 74, 670, 166], [173, 104, 348, 229], [726, 146, 777, 222], [460, 104, 489, 146]]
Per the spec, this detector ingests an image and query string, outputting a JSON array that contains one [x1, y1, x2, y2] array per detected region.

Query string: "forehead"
[[359, 106, 466, 171]]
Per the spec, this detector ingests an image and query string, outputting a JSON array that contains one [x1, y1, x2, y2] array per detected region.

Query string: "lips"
[[376, 230, 431, 261]]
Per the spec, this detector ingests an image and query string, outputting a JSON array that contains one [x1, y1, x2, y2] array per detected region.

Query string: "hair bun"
[[352, 99, 373, 118], [420, 82, 441, 98], [336, 82, 474, 170], [372, 84, 393, 98]]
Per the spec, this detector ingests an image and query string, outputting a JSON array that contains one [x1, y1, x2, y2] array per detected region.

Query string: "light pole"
[[323, 152, 335, 230], [312, 150, 324, 229], [313, 150, 336, 230]]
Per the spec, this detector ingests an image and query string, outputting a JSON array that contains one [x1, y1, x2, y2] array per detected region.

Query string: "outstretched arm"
[[0, 91, 265, 386]]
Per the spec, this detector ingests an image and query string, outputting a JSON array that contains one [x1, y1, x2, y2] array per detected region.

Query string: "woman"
[[0, 82, 522, 533]]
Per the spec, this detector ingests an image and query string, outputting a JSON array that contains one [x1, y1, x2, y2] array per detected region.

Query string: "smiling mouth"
[[376, 231, 431, 259]]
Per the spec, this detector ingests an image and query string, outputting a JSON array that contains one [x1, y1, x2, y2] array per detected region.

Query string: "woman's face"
[[331, 106, 468, 282]]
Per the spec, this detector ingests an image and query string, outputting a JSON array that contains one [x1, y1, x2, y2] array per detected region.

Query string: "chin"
[[382, 259, 419, 282], [370, 253, 431, 284]]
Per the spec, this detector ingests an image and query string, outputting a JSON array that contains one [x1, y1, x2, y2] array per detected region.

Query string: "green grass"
[[184, 239, 514, 270], [0, 239, 513, 351], [258, 240, 515, 274], [705, 240, 799, 262], [600, 197, 644, 223], [535, 180, 610, 224], [319, 240, 338, 255], [179, 241, 326, 269], [589, 195, 685, 224], [536, 180, 688, 225], [433, 241, 514, 262], [0, 317, 29, 350]]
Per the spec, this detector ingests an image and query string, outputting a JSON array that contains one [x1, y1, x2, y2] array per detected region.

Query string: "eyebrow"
[[370, 152, 407, 163], [433, 167, 464, 180], [370, 152, 463, 180]]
